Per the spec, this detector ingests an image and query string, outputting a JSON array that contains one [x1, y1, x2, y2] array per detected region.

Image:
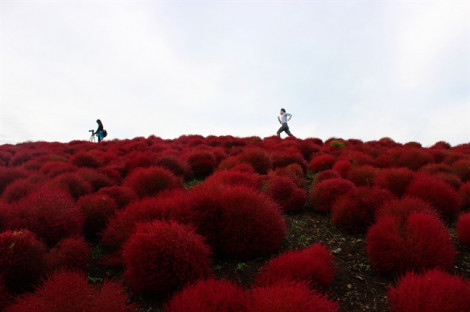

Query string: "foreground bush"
[[0, 230, 47, 293], [165, 279, 248, 312], [255, 243, 335, 289], [247, 280, 339, 312], [374, 168, 416, 197], [388, 269, 470, 312], [310, 178, 355, 212], [46, 237, 92, 272], [375, 196, 438, 223], [4, 187, 84, 247], [5, 270, 136, 312], [122, 220, 212, 297], [456, 212, 470, 246], [261, 176, 307, 213], [366, 212, 455, 274], [77, 194, 117, 242], [124, 166, 181, 198]]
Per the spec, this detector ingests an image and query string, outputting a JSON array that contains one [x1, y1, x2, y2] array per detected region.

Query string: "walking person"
[[277, 108, 294, 137]]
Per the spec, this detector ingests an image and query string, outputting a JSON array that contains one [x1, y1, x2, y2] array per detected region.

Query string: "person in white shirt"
[[277, 108, 294, 137]]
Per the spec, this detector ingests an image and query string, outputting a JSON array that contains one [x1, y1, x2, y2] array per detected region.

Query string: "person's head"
[[96, 119, 102, 126], [280, 108, 286, 115]]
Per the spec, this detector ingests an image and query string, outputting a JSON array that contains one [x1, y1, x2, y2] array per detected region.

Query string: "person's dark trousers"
[[277, 123, 294, 137]]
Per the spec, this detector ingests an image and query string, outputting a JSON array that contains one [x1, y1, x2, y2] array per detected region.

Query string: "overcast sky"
[[1, 0, 469, 146]]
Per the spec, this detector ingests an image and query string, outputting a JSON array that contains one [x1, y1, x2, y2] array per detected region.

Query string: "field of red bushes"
[[0, 135, 469, 312]]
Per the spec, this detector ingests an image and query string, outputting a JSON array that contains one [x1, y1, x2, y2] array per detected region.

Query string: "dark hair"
[[96, 119, 102, 126], [280, 108, 286, 113]]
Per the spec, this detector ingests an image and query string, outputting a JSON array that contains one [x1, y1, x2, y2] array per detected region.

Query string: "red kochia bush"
[[366, 212, 456, 274], [187, 185, 286, 260], [5, 187, 84, 247], [1, 179, 37, 203], [452, 158, 470, 182], [332, 159, 352, 177], [310, 178, 355, 212], [456, 212, 470, 246], [70, 152, 102, 168], [347, 165, 380, 186], [203, 170, 261, 190], [238, 148, 273, 174], [255, 243, 335, 289], [182, 150, 217, 178], [405, 174, 460, 218], [312, 170, 341, 185], [165, 279, 248, 312], [261, 176, 307, 213], [374, 167, 416, 197], [78, 194, 117, 242], [5, 270, 136, 312], [0, 230, 47, 292], [375, 197, 439, 223], [309, 154, 335, 172], [247, 280, 339, 312], [460, 181, 470, 211], [331, 187, 394, 234], [269, 163, 306, 188], [387, 269, 470, 312], [124, 166, 181, 198], [0, 276, 8, 311], [97, 186, 138, 210], [49, 172, 93, 200], [46, 237, 92, 272], [0, 168, 27, 194], [396, 148, 433, 170], [122, 220, 212, 297]]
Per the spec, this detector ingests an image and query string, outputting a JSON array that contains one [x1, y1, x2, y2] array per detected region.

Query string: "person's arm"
[[286, 113, 292, 121], [278, 116, 281, 124]]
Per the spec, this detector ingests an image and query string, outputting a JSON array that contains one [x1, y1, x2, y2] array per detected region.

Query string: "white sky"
[[1, 0, 469, 146]]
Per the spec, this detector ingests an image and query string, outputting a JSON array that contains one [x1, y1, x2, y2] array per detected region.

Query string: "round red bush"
[[261, 175, 307, 213], [76, 168, 115, 192], [203, 170, 261, 190], [238, 148, 273, 174], [405, 174, 460, 218], [46, 237, 92, 272], [1, 179, 37, 203], [456, 212, 470, 246], [247, 280, 339, 312], [271, 150, 308, 173], [164, 279, 248, 312], [97, 186, 138, 210], [5, 270, 136, 312], [0, 168, 27, 194], [182, 150, 217, 178], [187, 185, 286, 260], [331, 187, 394, 234], [313, 170, 341, 187], [388, 269, 470, 312], [366, 212, 456, 274], [374, 168, 416, 197], [310, 178, 355, 213], [122, 220, 212, 297], [70, 152, 102, 168], [0, 229, 47, 292], [452, 158, 470, 182], [39, 161, 77, 178], [460, 181, 470, 211], [269, 163, 306, 188], [255, 243, 335, 289], [332, 159, 352, 177], [309, 154, 335, 173], [49, 172, 93, 200], [155, 155, 193, 180], [124, 166, 181, 198], [5, 187, 84, 247], [347, 165, 380, 186], [78, 194, 117, 242], [375, 196, 439, 223], [396, 148, 433, 170]]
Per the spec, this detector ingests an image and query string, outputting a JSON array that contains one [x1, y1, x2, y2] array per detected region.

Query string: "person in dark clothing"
[[276, 108, 294, 137], [95, 119, 105, 142]]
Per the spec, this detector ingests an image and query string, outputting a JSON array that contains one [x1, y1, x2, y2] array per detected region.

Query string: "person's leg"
[[277, 125, 285, 137], [285, 126, 294, 137]]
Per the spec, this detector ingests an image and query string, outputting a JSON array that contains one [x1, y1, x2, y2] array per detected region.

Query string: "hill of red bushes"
[[0, 135, 469, 312]]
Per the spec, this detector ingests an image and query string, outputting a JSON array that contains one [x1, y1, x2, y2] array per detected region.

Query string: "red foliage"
[[269, 163, 306, 188], [310, 178, 355, 213], [238, 148, 273, 174], [5, 270, 136, 312], [97, 186, 138, 210], [5, 187, 84, 247], [0, 230, 47, 292], [247, 280, 339, 312], [255, 243, 335, 289], [405, 174, 460, 218], [182, 150, 217, 178], [203, 170, 261, 190], [70, 152, 102, 168], [49, 172, 93, 200], [374, 168, 416, 197], [124, 151, 154, 174], [452, 158, 470, 182], [0, 168, 27, 194], [261, 175, 306, 213], [312, 170, 341, 185], [270, 150, 308, 173], [164, 279, 248, 312], [76, 168, 115, 192], [46, 237, 92, 272], [187, 185, 286, 260], [78, 194, 118, 242], [0, 276, 9, 311], [396, 148, 433, 170], [332, 159, 352, 177], [387, 269, 470, 312], [122, 220, 212, 297], [309, 154, 335, 172], [366, 212, 456, 274], [1, 179, 37, 203], [375, 197, 439, 223], [124, 166, 181, 198], [347, 165, 380, 186], [155, 155, 193, 180], [460, 182, 470, 211], [39, 161, 77, 178], [331, 187, 394, 234], [456, 212, 470, 246]]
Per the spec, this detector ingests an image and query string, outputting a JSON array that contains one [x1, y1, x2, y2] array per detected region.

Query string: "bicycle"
[[89, 130, 96, 142]]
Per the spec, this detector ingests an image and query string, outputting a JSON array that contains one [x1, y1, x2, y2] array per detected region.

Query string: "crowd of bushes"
[[0, 134, 469, 311]]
